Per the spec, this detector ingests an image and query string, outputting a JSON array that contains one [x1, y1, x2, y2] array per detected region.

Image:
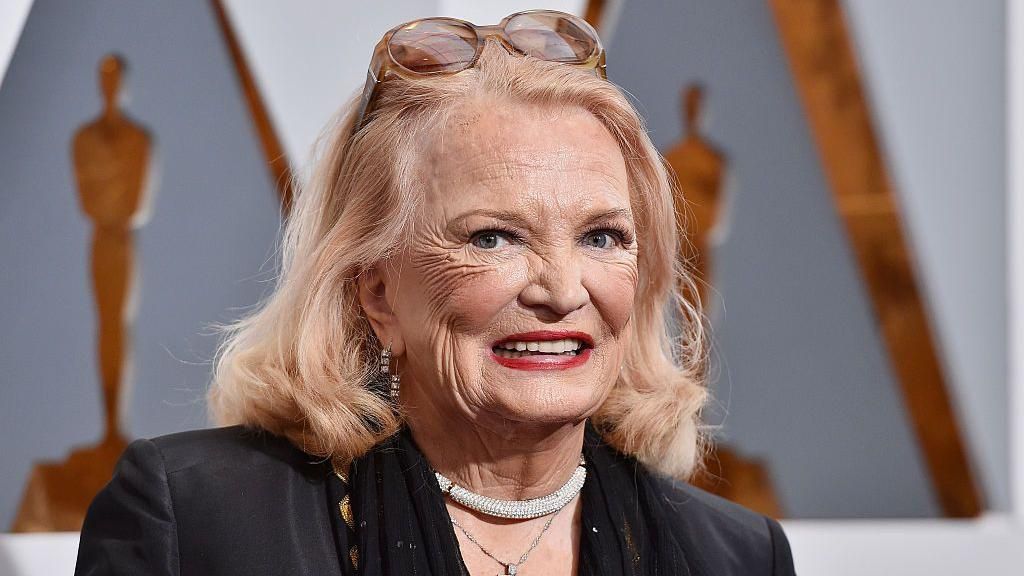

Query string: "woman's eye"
[[470, 231, 512, 250], [583, 230, 618, 249]]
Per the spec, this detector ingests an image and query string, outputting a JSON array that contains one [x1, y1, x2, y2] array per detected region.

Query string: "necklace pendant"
[[505, 564, 517, 575]]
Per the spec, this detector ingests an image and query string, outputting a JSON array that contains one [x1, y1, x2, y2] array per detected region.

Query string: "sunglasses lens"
[[505, 13, 598, 62], [389, 20, 478, 73]]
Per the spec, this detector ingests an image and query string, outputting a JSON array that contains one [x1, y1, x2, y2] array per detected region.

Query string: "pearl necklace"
[[434, 455, 586, 520]]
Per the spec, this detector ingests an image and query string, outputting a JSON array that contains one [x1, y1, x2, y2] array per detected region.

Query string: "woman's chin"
[[483, 384, 609, 427], [471, 350, 616, 427]]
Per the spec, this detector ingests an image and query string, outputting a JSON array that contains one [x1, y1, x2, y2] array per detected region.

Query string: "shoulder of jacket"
[[145, 425, 324, 476], [652, 473, 774, 537], [648, 472, 782, 575], [111, 432, 341, 573]]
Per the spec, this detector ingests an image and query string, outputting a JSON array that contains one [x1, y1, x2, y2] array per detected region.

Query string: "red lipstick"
[[490, 330, 594, 371]]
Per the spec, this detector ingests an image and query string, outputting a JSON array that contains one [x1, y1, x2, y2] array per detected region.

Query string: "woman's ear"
[[357, 265, 405, 357]]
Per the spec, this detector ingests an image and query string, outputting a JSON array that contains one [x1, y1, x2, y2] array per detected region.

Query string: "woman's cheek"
[[446, 260, 529, 327], [587, 259, 638, 332], [406, 244, 494, 318]]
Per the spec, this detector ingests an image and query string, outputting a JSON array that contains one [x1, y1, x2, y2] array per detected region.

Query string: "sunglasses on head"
[[353, 9, 607, 134]]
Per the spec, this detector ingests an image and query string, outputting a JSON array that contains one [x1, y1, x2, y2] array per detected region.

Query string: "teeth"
[[495, 338, 585, 355], [493, 348, 580, 359]]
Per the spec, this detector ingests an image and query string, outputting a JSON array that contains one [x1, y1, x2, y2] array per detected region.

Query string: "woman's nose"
[[518, 252, 590, 317]]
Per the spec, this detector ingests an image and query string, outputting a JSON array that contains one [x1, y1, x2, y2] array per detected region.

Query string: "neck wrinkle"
[[406, 408, 588, 503]]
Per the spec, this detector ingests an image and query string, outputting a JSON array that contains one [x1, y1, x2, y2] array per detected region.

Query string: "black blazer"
[[75, 426, 795, 575]]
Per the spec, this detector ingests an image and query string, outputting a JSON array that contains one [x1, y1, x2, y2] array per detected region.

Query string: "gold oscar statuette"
[[12, 54, 154, 532], [665, 84, 783, 518]]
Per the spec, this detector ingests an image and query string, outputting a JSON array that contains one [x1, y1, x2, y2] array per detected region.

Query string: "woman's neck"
[[406, 406, 587, 502]]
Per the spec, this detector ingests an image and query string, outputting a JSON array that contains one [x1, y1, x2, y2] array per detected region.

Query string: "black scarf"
[[325, 422, 691, 575]]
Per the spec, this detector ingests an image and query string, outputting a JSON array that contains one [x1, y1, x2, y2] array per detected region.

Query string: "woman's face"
[[381, 101, 638, 431]]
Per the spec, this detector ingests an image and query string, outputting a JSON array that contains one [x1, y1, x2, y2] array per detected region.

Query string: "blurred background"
[[0, 0, 1020, 573]]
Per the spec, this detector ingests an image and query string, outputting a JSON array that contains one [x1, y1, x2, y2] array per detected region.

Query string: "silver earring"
[[379, 341, 400, 402]]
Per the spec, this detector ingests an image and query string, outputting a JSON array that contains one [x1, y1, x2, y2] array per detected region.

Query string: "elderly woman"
[[76, 10, 794, 576]]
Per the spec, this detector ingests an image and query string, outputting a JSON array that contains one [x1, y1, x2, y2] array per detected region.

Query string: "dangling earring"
[[379, 340, 400, 403]]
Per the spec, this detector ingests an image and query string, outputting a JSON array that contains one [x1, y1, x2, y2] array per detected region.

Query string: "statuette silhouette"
[[12, 54, 155, 532], [664, 85, 726, 308], [665, 84, 782, 517]]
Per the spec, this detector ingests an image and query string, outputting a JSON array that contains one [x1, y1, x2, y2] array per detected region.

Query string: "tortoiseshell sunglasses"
[[352, 9, 607, 133]]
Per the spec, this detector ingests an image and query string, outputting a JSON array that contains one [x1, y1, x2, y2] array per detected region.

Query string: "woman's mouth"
[[492, 338, 587, 358], [489, 331, 593, 370]]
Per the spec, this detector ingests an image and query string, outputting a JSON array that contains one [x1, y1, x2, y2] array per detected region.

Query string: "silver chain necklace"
[[434, 455, 586, 520], [450, 506, 562, 575]]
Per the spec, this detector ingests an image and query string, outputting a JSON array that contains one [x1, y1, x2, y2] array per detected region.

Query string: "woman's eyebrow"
[[585, 208, 635, 227], [447, 209, 535, 232], [447, 207, 635, 233]]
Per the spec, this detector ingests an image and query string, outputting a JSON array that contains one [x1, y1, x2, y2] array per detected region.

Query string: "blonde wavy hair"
[[209, 43, 708, 478]]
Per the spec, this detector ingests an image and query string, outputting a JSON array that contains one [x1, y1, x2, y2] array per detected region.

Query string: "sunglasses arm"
[[353, 36, 393, 134]]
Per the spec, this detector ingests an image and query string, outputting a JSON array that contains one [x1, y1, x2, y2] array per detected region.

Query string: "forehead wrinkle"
[[434, 151, 629, 225], [455, 142, 623, 183], [436, 176, 634, 238], [419, 105, 632, 231]]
